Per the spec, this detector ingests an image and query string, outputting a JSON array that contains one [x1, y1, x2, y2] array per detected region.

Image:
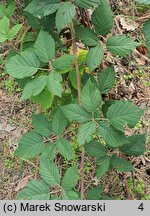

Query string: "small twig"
[[70, 22, 81, 106], [131, 172, 136, 194], [124, 173, 133, 200], [114, 17, 123, 35], [133, 49, 150, 63], [0, 49, 10, 58], [136, 12, 150, 23], [70, 21, 85, 200], [20, 159, 36, 168]]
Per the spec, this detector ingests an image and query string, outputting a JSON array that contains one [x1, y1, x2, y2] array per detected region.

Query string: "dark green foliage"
[[3, 0, 147, 200]]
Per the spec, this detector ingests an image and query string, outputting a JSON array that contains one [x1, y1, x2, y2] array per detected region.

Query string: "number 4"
[[138, 203, 144, 211]]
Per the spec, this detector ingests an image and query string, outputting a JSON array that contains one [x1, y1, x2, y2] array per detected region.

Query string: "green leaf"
[[56, 138, 75, 160], [53, 54, 74, 74], [15, 132, 44, 159], [17, 180, 50, 200], [69, 68, 78, 89], [7, 24, 22, 40], [32, 114, 51, 137], [31, 89, 54, 111], [99, 122, 127, 148], [98, 67, 116, 94], [102, 100, 117, 117], [21, 76, 47, 100], [6, 1, 15, 18], [136, 0, 150, 4], [47, 72, 62, 97], [0, 4, 7, 18], [52, 107, 68, 136], [56, 2, 76, 32], [24, 11, 56, 31], [75, 25, 99, 47], [87, 186, 103, 200], [91, 1, 113, 36], [120, 134, 146, 156], [111, 155, 134, 172], [40, 143, 57, 161], [106, 36, 139, 57], [143, 20, 150, 55], [0, 16, 10, 34], [24, 0, 60, 18], [85, 140, 107, 157], [0, 33, 7, 43], [75, 0, 101, 9], [77, 122, 97, 145], [62, 104, 91, 123], [81, 79, 101, 112], [61, 165, 79, 190], [86, 44, 103, 71], [96, 156, 111, 177], [62, 190, 80, 200], [5, 51, 40, 79], [39, 159, 60, 186], [106, 101, 144, 132], [0, 16, 10, 42], [34, 30, 55, 63]]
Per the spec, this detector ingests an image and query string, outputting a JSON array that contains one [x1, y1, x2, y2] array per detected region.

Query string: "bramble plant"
[[3, 0, 149, 200], [0, 1, 22, 43]]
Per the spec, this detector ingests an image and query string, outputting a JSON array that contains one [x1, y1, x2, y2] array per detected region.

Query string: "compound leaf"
[[17, 180, 50, 200], [24, 0, 60, 18], [86, 44, 104, 71], [98, 67, 116, 94], [106, 101, 144, 132], [62, 104, 91, 123], [120, 134, 146, 156], [99, 122, 127, 148], [106, 35, 139, 56], [52, 107, 68, 136], [31, 89, 54, 111], [40, 143, 57, 161], [32, 114, 51, 137], [61, 165, 79, 190], [75, 25, 99, 47], [77, 122, 97, 145], [21, 76, 47, 100], [5, 51, 40, 79], [7, 24, 22, 40], [15, 132, 44, 159], [39, 159, 60, 186], [34, 30, 55, 63], [96, 157, 111, 177], [47, 72, 62, 97], [81, 79, 101, 112], [111, 155, 134, 172], [91, 0, 113, 36], [56, 2, 76, 32], [85, 140, 107, 157], [53, 54, 74, 74], [56, 138, 75, 160]]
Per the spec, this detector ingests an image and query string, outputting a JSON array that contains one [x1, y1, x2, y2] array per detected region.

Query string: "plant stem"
[[70, 21, 85, 199], [70, 22, 81, 106]]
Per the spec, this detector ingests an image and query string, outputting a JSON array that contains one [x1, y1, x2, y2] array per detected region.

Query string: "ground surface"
[[0, 0, 150, 200]]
